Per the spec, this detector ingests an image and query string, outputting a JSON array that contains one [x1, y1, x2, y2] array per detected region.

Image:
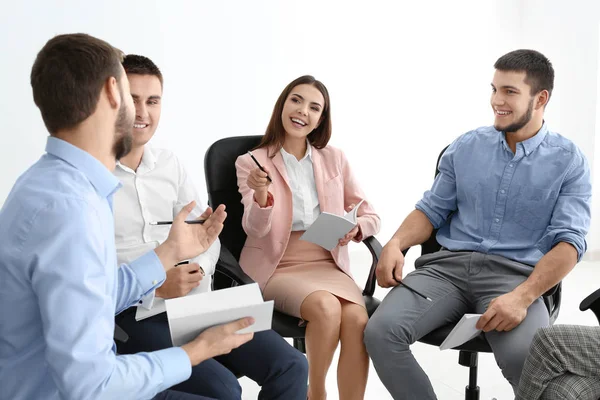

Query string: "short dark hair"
[[494, 49, 554, 98], [30, 33, 124, 135], [257, 75, 332, 156], [122, 54, 163, 86]]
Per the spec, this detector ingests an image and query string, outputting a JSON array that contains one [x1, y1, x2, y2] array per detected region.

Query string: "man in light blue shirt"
[[365, 49, 592, 399], [0, 33, 254, 400]]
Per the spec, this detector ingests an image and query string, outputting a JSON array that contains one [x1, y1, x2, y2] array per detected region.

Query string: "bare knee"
[[341, 304, 369, 332], [301, 291, 342, 325]]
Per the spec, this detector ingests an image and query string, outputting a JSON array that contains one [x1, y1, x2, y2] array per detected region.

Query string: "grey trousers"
[[516, 325, 600, 400], [364, 251, 549, 400]]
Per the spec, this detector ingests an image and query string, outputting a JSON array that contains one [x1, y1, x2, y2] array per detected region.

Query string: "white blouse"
[[280, 144, 321, 231]]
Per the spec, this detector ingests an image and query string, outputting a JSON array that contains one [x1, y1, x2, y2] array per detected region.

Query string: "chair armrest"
[[579, 288, 600, 324], [362, 236, 382, 296], [542, 283, 562, 325], [213, 246, 254, 287], [362, 237, 410, 297]]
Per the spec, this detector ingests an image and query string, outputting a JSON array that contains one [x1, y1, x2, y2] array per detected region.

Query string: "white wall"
[[1, 0, 598, 252], [0, 0, 525, 243]]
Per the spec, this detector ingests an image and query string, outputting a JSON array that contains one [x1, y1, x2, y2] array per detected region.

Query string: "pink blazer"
[[235, 144, 381, 288]]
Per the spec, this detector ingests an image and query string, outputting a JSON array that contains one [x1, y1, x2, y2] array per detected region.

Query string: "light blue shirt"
[[0, 137, 191, 400], [416, 123, 591, 266]]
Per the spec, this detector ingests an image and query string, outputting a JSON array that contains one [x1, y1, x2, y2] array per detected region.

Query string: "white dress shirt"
[[114, 146, 220, 306], [280, 144, 321, 231]]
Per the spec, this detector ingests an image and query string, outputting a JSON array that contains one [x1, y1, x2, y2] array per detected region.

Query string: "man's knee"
[[364, 309, 411, 358]]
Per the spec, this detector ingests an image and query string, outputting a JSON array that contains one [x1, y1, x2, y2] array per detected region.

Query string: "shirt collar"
[[500, 121, 548, 157], [116, 145, 157, 174], [280, 140, 312, 162], [46, 136, 121, 198]]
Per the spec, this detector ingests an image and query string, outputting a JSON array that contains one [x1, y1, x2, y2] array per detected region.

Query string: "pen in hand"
[[149, 220, 205, 225], [248, 151, 272, 183], [393, 269, 433, 302]]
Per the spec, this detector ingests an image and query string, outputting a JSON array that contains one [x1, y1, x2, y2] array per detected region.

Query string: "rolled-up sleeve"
[[415, 138, 463, 229], [537, 152, 591, 261]]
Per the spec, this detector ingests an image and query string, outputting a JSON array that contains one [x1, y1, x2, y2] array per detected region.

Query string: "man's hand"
[[155, 263, 204, 299], [376, 239, 404, 288], [156, 202, 226, 268], [476, 291, 530, 332], [181, 318, 255, 366]]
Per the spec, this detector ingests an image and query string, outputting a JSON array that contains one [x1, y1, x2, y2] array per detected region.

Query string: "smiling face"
[[491, 70, 539, 134], [280, 84, 325, 140], [127, 73, 162, 148]]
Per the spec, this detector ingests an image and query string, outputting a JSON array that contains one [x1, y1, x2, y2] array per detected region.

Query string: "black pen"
[[248, 151, 272, 182], [149, 220, 205, 225], [393, 271, 433, 302]]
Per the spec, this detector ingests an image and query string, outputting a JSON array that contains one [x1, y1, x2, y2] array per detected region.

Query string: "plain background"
[[1, 1, 600, 399]]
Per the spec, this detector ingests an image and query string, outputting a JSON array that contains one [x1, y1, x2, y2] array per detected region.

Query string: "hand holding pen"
[[246, 151, 272, 208]]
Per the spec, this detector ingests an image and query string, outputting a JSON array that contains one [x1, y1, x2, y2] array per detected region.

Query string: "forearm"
[[513, 242, 577, 305], [388, 209, 434, 250]]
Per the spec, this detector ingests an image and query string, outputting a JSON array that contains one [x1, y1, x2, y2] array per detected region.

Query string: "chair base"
[[293, 337, 306, 353], [459, 350, 480, 400]]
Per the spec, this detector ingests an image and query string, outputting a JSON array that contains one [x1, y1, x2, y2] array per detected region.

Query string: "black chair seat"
[[419, 325, 491, 353]]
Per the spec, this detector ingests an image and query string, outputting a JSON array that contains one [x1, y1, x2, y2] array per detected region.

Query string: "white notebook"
[[165, 283, 274, 347], [439, 314, 483, 350], [300, 200, 364, 251]]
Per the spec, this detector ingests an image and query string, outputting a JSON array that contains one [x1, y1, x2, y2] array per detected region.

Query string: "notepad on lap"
[[165, 283, 274, 347], [300, 200, 365, 251], [439, 314, 483, 350]]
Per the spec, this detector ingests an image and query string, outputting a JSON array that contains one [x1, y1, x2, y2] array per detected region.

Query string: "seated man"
[[0, 33, 253, 400], [517, 325, 600, 400], [114, 54, 308, 400], [364, 49, 592, 399]]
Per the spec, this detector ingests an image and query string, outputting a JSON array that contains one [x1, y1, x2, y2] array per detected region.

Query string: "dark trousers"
[[116, 308, 308, 400], [153, 390, 215, 399]]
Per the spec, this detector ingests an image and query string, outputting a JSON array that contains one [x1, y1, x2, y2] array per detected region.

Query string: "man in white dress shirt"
[[114, 54, 308, 400]]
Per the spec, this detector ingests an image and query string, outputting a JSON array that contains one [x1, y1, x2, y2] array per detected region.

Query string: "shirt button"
[[152, 280, 158, 285], [495, 218, 500, 223], [509, 164, 514, 168], [500, 189, 505, 194]]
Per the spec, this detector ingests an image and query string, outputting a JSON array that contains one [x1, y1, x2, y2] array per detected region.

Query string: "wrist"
[[512, 285, 536, 307], [155, 241, 179, 271], [181, 338, 208, 366]]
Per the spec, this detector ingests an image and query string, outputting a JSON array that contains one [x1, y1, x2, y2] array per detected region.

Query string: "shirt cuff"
[[136, 290, 156, 310], [130, 251, 166, 296], [152, 347, 192, 390]]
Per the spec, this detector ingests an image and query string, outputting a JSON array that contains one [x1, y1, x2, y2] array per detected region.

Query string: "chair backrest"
[[204, 135, 263, 260], [420, 145, 449, 256]]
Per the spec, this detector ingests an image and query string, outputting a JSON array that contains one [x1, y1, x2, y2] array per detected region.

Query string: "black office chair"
[[204, 135, 384, 353], [410, 146, 562, 400], [580, 288, 600, 324]]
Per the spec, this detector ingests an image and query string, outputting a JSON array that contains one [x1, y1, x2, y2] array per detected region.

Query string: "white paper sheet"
[[439, 314, 483, 350], [165, 283, 274, 347], [300, 200, 365, 251], [135, 286, 206, 321]]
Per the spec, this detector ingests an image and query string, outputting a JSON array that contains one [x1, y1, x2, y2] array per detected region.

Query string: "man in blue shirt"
[[0, 33, 255, 400], [364, 49, 592, 399]]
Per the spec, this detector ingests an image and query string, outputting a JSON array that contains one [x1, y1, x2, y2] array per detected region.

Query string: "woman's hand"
[[247, 167, 271, 207]]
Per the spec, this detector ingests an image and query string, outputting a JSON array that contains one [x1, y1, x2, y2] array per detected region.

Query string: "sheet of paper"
[[135, 285, 206, 321], [165, 283, 274, 346], [300, 200, 365, 251], [439, 314, 483, 350]]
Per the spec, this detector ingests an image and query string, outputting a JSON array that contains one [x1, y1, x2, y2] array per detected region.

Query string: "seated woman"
[[235, 75, 381, 400]]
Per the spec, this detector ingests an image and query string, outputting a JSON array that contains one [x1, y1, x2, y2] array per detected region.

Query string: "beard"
[[113, 91, 134, 160], [495, 98, 534, 134]]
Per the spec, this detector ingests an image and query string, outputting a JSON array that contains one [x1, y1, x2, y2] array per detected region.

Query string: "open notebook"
[[300, 200, 364, 251], [165, 283, 274, 347]]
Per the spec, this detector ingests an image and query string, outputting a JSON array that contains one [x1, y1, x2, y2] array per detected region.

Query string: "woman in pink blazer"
[[235, 75, 380, 400]]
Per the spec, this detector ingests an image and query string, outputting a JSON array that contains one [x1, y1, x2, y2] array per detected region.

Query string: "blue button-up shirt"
[[416, 123, 591, 266], [0, 138, 191, 400]]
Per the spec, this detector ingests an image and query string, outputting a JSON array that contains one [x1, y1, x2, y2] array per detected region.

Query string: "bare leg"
[[301, 291, 343, 400], [337, 301, 369, 400]]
